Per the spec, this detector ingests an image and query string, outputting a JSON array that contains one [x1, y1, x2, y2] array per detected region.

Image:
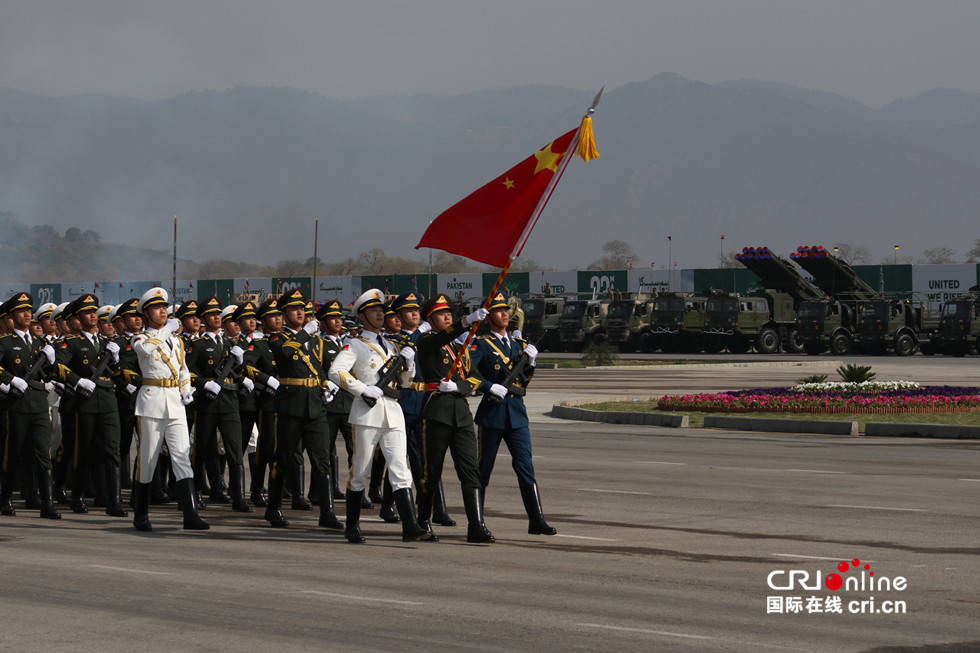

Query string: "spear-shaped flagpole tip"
[[577, 87, 602, 161]]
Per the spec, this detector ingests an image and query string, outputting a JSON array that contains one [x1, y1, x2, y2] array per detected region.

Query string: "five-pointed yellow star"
[[502, 177, 516, 190], [533, 141, 563, 175]]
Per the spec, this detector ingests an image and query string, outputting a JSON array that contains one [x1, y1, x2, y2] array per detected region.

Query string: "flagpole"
[[312, 218, 319, 303], [172, 216, 178, 302]]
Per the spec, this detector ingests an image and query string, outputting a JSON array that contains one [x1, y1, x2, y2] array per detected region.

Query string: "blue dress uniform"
[[0, 293, 61, 519], [470, 291, 556, 535]]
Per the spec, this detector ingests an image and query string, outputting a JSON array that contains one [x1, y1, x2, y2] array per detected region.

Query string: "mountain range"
[[2, 73, 980, 280]]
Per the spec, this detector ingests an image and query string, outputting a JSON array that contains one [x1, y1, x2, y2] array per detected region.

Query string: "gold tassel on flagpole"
[[576, 115, 599, 161]]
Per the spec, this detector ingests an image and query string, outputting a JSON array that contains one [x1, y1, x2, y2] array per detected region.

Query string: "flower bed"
[[657, 385, 980, 414]]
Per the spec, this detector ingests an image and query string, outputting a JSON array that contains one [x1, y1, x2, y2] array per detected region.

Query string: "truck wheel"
[[702, 336, 724, 353], [894, 333, 915, 356], [755, 327, 779, 354], [829, 333, 851, 355], [783, 328, 806, 354], [639, 332, 657, 353]]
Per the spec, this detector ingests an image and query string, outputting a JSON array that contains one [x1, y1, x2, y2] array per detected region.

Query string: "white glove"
[[399, 346, 415, 365], [524, 343, 538, 365], [321, 390, 335, 405], [417, 321, 432, 334], [105, 341, 121, 362], [0, 383, 8, 395], [42, 344, 55, 365], [488, 383, 508, 399], [166, 318, 180, 332], [265, 377, 280, 391], [11, 377, 28, 394], [465, 307, 489, 325], [361, 385, 384, 400], [181, 392, 194, 406], [303, 320, 319, 335], [241, 377, 254, 392], [204, 380, 222, 396], [125, 384, 138, 395], [326, 380, 339, 394], [229, 345, 244, 364], [76, 378, 97, 394], [438, 380, 458, 394]]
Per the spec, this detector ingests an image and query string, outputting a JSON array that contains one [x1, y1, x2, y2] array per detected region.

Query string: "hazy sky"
[[4, 0, 980, 108]]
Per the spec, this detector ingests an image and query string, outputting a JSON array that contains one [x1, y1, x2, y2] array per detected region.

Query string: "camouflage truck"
[[938, 291, 980, 356], [648, 293, 707, 352], [520, 295, 566, 351], [604, 298, 643, 351], [558, 298, 608, 352]]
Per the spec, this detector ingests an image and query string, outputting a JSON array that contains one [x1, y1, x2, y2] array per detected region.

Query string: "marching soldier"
[[53, 293, 128, 517], [111, 298, 143, 493], [263, 288, 342, 530], [186, 297, 252, 512], [242, 297, 281, 507], [317, 299, 353, 506], [392, 291, 457, 527], [231, 301, 272, 507], [130, 288, 208, 531], [97, 305, 116, 338], [416, 294, 494, 543], [470, 290, 556, 535], [0, 292, 61, 519], [328, 289, 432, 543]]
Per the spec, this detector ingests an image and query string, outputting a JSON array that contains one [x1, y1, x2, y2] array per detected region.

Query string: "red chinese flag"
[[416, 127, 579, 267]]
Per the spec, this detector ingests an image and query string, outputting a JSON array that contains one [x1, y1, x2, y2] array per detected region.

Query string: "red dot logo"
[[837, 561, 849, 573], [825, 573, 843, 591]]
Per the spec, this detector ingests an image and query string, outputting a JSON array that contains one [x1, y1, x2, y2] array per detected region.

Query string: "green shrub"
[[796, 373, 829, 384], [836, 364, 876, 383], [582, 340, 619, 366]]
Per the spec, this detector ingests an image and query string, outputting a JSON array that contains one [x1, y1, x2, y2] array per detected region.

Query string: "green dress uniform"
[[262, 289, 342, 530], [0, 295, 61, 519], [53, 295, 127, 517], [416, 294, 493, 543]]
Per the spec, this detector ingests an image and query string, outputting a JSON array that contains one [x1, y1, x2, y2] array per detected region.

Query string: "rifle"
[[486, 334, 543, 405], [362, 352, 407, 408], [9, 354, 49, 398], [206, 347, 241, 400], [76, 339, 116, 398]]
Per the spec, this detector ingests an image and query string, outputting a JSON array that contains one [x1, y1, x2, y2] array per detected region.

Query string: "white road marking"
[[771, 554, 850, 562], [784, 469, 847, 474], [578, 623, 712, 640], [301, 590, 423, 606], [637, 461, 688, 466], [960, 479, 980, 482], [577, 623, 808, 651], [826, 504, 924, 512], [578, 489, 651, 496], [555, 534, 618, 542], [88, 565, 170, 576]]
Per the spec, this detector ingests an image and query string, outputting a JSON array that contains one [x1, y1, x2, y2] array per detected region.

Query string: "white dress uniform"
[[328, 332, 414, 493], [131, 323, 194, 484]]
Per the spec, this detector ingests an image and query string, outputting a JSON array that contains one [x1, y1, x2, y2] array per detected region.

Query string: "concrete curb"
[[580, 360, 843, 371], [703, 415, 858, 435], [550, 404, 688, 428], [863, 423, 980, 439]]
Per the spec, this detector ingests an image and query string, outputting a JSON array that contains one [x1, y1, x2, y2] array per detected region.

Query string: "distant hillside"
[[2, 74, 980, 277]]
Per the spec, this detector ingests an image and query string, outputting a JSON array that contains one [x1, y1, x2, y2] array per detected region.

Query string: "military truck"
[[855, 298, 941, 356], [604, 298, 642, 350], [520, 295, 566, 351], [938, 291, 980, 356], [702, 289, 801, 354], [558, 298, 608, 351], [647, 293, 707, 352], [789, 245, 875, 355]]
